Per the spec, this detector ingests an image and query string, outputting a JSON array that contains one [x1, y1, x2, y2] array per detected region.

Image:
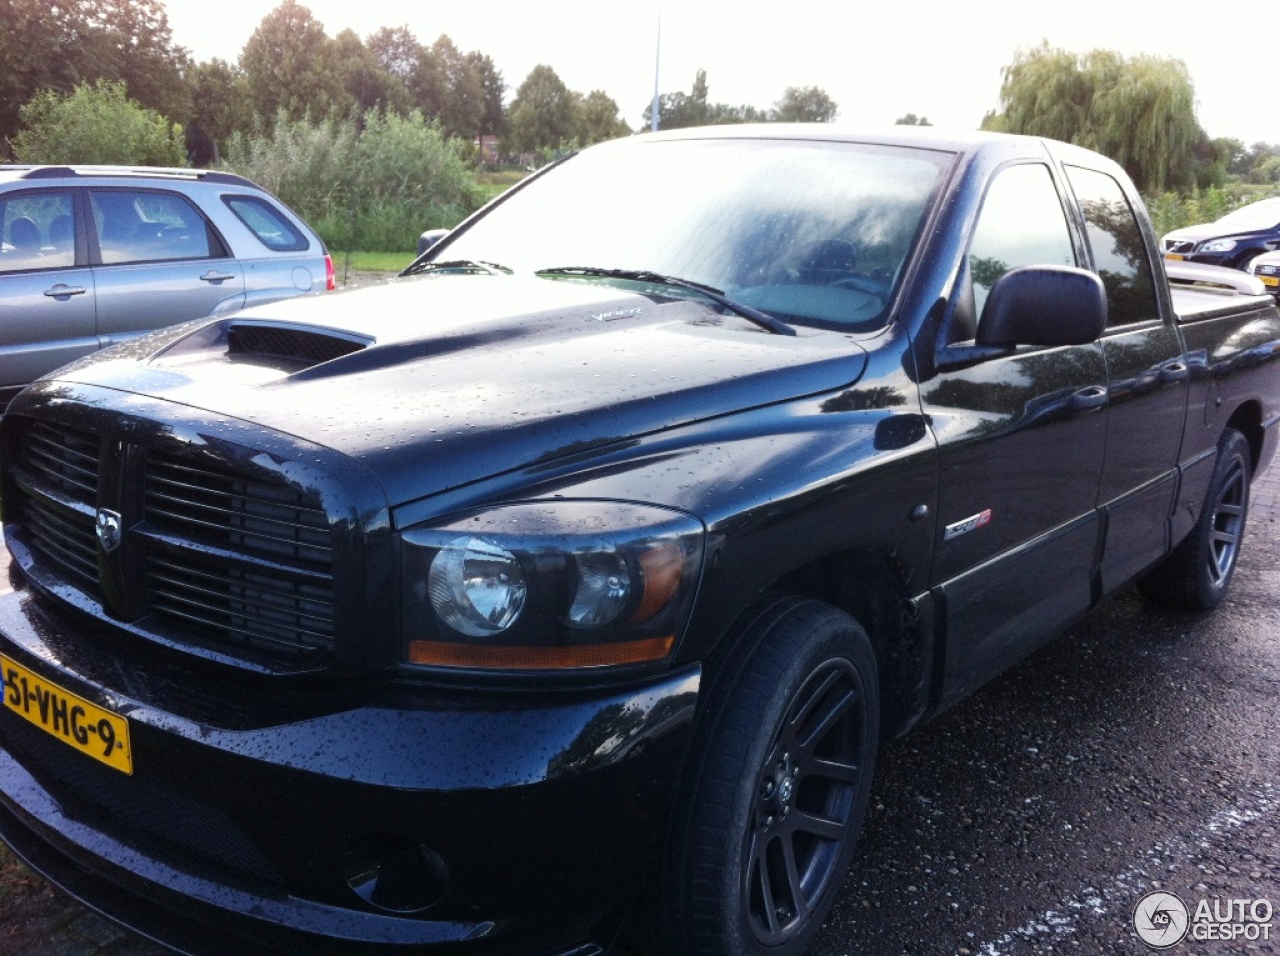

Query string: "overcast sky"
[[165, 0, 1271, 146]]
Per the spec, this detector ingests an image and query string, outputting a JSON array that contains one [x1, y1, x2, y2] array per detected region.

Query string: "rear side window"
[[1064, 165, 1159, 328], [0, 191, 75, 272], [224, 195, 309, 252]]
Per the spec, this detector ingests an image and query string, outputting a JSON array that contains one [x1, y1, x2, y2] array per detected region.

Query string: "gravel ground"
[[2, 461, 1278, 956]]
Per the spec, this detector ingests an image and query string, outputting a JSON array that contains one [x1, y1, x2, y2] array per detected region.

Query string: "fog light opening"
[[341, 836, 450, 914]]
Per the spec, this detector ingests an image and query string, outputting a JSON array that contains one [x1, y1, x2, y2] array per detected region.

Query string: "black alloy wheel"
[[1205, 447, 1248, 590], [1138, 427, 1251, 610], [660, 596, 879, 956], [744, 658, 865, 946]]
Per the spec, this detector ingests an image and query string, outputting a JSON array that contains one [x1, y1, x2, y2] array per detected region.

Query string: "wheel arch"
[[1226, 400, 1263, 473], [703, 547, 932, 742]]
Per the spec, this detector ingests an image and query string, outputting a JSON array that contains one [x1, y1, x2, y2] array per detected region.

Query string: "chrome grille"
[[6, 416, 337, 665], [143, 453, 334, 658], [22, 421, 99, 503], [13, 422, 101, 595], [22, 496, 98, 591]]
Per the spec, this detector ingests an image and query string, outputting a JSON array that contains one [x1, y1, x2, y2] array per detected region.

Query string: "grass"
[[477, 167, 528, 204], [333, 250, 415, 273], [0, 841, 40, 905]]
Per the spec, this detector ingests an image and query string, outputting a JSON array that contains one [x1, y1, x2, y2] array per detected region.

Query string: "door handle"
[[1158, 362, 1189, 383], [1069, 385, 1108, 413], [43, 284, 87, 298], [199, 271, 237, 283]]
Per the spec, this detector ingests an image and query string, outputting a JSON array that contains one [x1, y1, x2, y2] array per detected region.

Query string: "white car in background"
[[1249, 250, 1280, 298]]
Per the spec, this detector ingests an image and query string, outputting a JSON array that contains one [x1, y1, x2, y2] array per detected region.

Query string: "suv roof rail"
[[16, 165, 257, 188]]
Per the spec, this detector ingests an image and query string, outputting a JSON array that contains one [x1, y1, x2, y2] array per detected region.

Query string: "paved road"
[[2, 474, 1278, 955]]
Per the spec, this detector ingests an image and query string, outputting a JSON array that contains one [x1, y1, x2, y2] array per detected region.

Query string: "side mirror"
[[417, 228, 450, 256], [976, 265, 1107, 348]]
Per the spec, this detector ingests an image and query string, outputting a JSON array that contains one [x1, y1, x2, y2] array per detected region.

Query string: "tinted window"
[[1065, 165, 1159, 327], [969, 164, 1076, 318], [224, 195, 309, 252], [0, 191, 75, 272], [442, 139, 949, 331], [91, 190, 216, 264]]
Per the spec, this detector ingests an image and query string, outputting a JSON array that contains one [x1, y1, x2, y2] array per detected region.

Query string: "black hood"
[[48, 274, 869, 505]]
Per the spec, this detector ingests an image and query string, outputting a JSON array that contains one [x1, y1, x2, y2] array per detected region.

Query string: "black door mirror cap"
[[976, 265, 1107, 348]]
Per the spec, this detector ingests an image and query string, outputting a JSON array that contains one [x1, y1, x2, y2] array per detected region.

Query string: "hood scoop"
[[227, 321, 370, 369], [155, 319, 373, 375]]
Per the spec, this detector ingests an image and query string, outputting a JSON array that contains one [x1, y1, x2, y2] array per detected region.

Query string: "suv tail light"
[[324, 254, 336, 292]]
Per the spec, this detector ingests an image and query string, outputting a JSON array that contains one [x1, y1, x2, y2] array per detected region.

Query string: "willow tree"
[[984, 43, 1205, 194]]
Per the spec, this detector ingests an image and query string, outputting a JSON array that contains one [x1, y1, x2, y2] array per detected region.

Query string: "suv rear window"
[[224, 195, 309, 252]]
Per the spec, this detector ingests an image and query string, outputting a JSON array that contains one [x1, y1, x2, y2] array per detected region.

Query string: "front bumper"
[[1252, 262, 1280, 296], [1165, 250, 1236, 269], [0, 585, 699, 955]]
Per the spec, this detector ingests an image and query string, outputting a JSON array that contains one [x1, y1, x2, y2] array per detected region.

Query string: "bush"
[[222, 110, 483, 252], [12, 81, 187, 167]]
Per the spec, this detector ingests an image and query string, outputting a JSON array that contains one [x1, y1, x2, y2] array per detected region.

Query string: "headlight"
[[402, 501, 704, 670], [1200, 238, 1237, 253]]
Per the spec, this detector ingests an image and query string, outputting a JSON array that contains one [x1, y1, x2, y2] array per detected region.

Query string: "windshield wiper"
[[537, 266, 796, 337], [401, 258, 512, 278]]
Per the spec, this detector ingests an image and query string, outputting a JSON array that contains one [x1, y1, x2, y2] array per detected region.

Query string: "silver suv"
[[0, 166, 333, 412]]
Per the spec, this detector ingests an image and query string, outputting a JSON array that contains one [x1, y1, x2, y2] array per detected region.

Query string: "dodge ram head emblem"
[[95, 509, 123, 553]]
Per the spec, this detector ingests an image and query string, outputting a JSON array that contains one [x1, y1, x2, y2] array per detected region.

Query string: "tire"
[[1138, 428, 1251, 610], [661, 596, 879, 956]]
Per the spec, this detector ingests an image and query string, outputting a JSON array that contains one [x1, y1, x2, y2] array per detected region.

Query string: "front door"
[[921, 162, 1108, 704]]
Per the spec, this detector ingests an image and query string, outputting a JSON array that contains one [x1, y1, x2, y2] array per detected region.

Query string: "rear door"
[[88, 188, 245, 347], [0, 188, 96, 410], [1063, 164, 1187, 591]]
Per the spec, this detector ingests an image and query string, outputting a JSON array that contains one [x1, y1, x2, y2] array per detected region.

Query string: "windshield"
[[439, 137, 950, 332], [1217, 199, 1280, 231]]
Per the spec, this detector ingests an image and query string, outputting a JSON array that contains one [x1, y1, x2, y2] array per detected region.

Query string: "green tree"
[[77, 0, 191, 122], [0, 0, 190, 145], [188, 59, 251, 163], [431, 35, 485, 139], [466, 51, 506, 137], [643, 69, 709, 129], [0, 0, 81, 143], [772, 86, 837, 123], [575, 90, 630, 145], [13, 80, 186, 165], [507, 64, 576, 153], [239, 0, 347, 121], [642, 70, 778, 130], [367, 25, 423, 82], [895, 113, 932, 126], [984, 43, 1206, 194], [331, 29, 406, 118]]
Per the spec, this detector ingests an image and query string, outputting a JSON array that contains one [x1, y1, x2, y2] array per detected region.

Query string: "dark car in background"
[[1161, 196, 1280, 271], [0, 165, 334, 412]]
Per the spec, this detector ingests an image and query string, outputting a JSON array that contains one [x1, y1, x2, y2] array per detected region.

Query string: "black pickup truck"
[[1, 128, 1278, 956]]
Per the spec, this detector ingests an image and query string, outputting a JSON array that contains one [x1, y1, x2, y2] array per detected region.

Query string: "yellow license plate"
[[1260, 275, 1279, 288], [1165, 253, 1185, 260], [1, 654, 132, 774]]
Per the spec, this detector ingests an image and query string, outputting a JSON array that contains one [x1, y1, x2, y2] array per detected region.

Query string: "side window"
[[969, 164, 1076, 317], [0, 191, 75, 273], [223, 195, 309, 252], [90, 190, 217, 265], [1064, 165, 1159, 327]]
